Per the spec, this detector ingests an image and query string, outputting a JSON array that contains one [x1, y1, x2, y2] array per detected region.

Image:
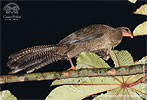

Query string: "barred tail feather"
[[7, 45, 68, 74], [8, 45, 50, 59]]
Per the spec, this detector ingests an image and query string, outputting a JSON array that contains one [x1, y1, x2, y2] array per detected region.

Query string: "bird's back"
[[58, 24, 115, 58]]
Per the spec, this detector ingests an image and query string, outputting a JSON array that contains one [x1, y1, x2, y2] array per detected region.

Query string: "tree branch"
[[0, 64, 146, 84]]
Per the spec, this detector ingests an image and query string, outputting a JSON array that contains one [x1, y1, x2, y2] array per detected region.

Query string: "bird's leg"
[[67, 56, 76, 71]]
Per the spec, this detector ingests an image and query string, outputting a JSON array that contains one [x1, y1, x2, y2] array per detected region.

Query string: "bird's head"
[[117, 27, 133, 38]]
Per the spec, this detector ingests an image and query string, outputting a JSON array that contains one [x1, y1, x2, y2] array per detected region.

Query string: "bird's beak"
[[122, 32, 133, 38]]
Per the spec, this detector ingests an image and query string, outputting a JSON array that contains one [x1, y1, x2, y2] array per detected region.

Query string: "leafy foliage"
[[46, 82, 117, 100], [47, 73, 146, 100], [131, 83, 147, 99], [133, 4, 147, 36], [128, 0, 137, 4], [51, 76, 120, 86], [133, 4, 147, 15], [133, 21, 147, 36], [136, 56, 147, 64], [76, 52, 110, 70], [46, 50, 147, 100], [0, 90, 17, 100], [110, 49, 134, 67]]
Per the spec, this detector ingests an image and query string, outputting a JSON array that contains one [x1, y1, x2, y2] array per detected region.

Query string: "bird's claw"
[[67, 66, 76, 71]]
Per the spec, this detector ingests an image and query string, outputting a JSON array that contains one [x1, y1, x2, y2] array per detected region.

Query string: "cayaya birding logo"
[[3, 2, 21, 20]]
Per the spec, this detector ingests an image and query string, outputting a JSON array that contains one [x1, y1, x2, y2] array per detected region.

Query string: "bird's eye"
[[125, 29, 129, 32]]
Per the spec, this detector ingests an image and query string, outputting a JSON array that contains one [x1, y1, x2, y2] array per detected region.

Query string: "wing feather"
[[58, 24, 106, 45]]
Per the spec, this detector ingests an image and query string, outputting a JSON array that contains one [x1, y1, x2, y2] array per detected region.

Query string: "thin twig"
[[0, 64, 146, 84]]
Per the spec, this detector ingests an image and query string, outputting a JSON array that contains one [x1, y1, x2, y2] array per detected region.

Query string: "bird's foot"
[[67, 56, 76, 71], [67, 66, 76, 71]]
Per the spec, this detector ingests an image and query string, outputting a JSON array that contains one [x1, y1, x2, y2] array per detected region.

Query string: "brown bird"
[[7, 24, 133, 74]]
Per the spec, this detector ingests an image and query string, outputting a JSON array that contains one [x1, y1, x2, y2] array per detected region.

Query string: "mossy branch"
[[0, 64, 146, 84]]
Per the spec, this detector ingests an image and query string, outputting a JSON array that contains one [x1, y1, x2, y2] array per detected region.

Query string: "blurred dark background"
[[1, 0, 146, 100]]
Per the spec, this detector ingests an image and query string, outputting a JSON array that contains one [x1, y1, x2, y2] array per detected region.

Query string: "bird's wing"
[[58, 24, 105, 44]]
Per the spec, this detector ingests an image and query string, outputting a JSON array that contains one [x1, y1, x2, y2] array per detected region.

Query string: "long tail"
[[7, 45, 69, 74]]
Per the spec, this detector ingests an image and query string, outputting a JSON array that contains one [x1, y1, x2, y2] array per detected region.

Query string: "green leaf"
[[93, 88, 128, 100], [47, 74, 146, 100], [128, 0, 137, 4], [131, 83, 147, 99], [110, 49, 134, 67], [133, 21, 147, 36], [93, 74, 146, 100], [135, 56, 147, 64], [133, 4, 147, 15], [93, 87, 144, 100], [46, 85, 116, 100], [47, 77, 120, 100], [0, 90, 17, 100], [51, 77, 120, 86], [47, 50, 146, 100], [76, 52, 110, 70], [133, 83, 147, 99]]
